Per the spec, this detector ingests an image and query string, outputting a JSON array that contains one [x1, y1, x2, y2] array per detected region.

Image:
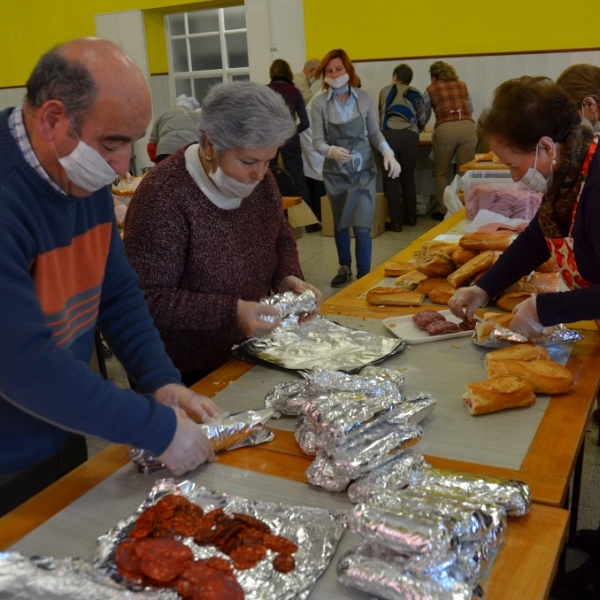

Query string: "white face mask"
[[58, 139, 117, 192], [520, 143, 550, 193], [325, 73, 350, 89], [210, 164, 259, 199]]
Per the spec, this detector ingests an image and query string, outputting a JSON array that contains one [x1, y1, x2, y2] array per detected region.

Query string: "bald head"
[[303, 58, 320, 78]]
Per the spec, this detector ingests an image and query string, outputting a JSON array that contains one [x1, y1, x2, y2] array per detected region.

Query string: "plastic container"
[[460, 170, 516, 200]]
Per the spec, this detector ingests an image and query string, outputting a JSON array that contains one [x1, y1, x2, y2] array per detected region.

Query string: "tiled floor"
[[88, 213, 600, 587]]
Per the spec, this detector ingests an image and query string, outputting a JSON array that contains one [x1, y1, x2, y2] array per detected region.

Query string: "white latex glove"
[[237, 299, 281, 338], [327, 145, 352, 163], [383, 151, 401, 179], [114, 203, 127, 228], [448, 285, 489, 324], [510, 294, 547, 339], [279, 275, 323, 324]]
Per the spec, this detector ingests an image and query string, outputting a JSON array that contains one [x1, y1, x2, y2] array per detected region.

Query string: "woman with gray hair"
[[124, 82, 323, 386]]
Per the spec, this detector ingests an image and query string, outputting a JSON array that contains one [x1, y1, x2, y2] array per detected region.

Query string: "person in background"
[[448, 79, 600, 600], [0, 38, 222, 517], [267, 59, 316, 229], [423, 61, 477, 220], [379, 63, 426, 231], [556, 63, 600, 133], [293, 58, 320, 105], [147, 94, 201, 164], [124, 82, 323, 387], [312, 49, 400, 287]]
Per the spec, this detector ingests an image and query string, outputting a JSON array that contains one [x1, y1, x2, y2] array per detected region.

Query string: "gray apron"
[[322, 103, 376, 230]]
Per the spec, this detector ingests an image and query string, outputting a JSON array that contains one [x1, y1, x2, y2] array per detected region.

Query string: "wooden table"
[[0, 442, 568, 600], [282, 195, 302, 210]]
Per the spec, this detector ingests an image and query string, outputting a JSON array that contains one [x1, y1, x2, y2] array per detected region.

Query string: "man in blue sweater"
[[0, 38, 221, 517]]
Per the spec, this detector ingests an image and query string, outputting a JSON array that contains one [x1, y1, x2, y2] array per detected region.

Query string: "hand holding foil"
[[259, 286, 320, 324]]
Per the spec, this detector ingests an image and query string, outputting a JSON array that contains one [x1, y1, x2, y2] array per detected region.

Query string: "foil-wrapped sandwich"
[[129, 409, 274, 474], [264, 366, 405, 417], [306, 421, 423, 490], [258, 289, 317, 322]]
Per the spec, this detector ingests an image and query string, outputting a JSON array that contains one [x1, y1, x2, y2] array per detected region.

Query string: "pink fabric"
[[466, 184, 542, 220], [477, 222, 528, 233]]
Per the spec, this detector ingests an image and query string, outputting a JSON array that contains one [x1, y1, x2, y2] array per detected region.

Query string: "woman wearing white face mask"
[[124, 82, 323, 386], [448, 77, 600, 344], [556, 63, 600, 133], [311, 49, 400, 287]]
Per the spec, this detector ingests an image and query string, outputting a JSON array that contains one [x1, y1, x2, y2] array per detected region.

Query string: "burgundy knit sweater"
[[124, 146, 303, 372]]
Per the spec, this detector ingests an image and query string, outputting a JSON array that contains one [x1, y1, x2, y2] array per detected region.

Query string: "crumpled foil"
[[94, 480, 347, 600], [306, 421, 423, 490], [337, 543, 481, 600], [258, 289, 318, 323], [295, 392, 435, 456], [474, 322, 583, 348], [128, 409, 275, 474], [232, 315, 405, 372], [264, 366, 405, 418], [0, 552, 159, 600]]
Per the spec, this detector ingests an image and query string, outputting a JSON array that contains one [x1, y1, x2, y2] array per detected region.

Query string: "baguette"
[[416, 277, 449, 294], [447, 250, 495, 288], [395, 270, 429, 290], [451, 248, 479, 266], [484, 343, 550, 369], [459, 231, 513, 252], [486, 359, 573, 394], [475, 312, 513, 341], [366, 287, 425, 306], [527, 272, 560, 293], [496, 292, 531, 311], [421, 240, 462, 258], [536, 257, 559, 273], [428, 282, 456, 305], [415, 251, 455, 278], [462, 375, 536, 415], [383, 260, 415, 277]]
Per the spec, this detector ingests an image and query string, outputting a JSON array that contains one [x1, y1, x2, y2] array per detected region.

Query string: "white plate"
[[383, 309, 473, 344]]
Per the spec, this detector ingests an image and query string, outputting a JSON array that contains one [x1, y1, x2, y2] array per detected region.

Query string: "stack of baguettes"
[[366, 231, 560, 309], [462, 343, 574, 415]]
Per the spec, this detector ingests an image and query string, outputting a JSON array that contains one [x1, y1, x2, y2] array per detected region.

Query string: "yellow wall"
[[303, 0, 598, 62], [1, 0, 596, 88]]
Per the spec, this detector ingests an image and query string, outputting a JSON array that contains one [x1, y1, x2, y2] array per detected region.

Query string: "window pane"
[[168, 13, 186, 36], [231, 74, 250, 82], [224, 6, 246, 30], [187, 8, 219, 34], [193, 77, 223, 105], [175, 79, 193, 98], [190, 35, 222, 71], [225, 32, 248, 69], [171, 38, 189, 72]]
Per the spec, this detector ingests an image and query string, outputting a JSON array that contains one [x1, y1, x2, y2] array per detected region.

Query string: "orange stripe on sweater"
[[32, 222, 111, 326]]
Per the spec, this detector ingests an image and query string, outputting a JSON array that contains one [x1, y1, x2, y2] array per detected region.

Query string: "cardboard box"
[[320, 193, 386, 238], [416, 193, 435, 215]]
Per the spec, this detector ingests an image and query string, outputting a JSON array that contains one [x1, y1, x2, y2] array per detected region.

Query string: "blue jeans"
[[334, 226, 372, 278]]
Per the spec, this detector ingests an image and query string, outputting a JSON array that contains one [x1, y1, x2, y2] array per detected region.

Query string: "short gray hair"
[[26, 47, 97, 133], [198, 81, 296, 154]]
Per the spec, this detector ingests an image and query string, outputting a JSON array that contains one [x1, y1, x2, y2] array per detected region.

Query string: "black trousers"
[[0, 432, 88, 517], [381, 128, 420, 224], [277, 138, 312, 207], [305, 177, 325, 221]]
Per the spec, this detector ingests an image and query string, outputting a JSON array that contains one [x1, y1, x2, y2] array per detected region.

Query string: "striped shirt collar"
[[8, 104, 65, 194]]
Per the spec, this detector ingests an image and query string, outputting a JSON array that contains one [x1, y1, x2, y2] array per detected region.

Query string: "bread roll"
[[475, 312, 513, 341], [416, 277, 448, 294], [366, 287, 425, 306], [415, 252, 455, 278], [475, 152, 495, 162], [503, 278, 525, 294], [428, 282, 456, 305], [451, 248, 479, 266], [484, 343, 550, 369], [527, 272, 560, 293], [536, 257, 559, 273], [496, 292, 531, 311], [421, 240, 462, 258], [395, 270, 429, 289], [486, 359, 573, 394], [462, 375, 536, 415], [459, 232, 513, 252], [383, 261, 415, 277], [447, 250, 495, 288]]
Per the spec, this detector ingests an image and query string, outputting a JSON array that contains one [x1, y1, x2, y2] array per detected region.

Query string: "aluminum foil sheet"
[[337, 544, 480, 600], [347, 450, 427, 503], [473, 322, 583, 348], [387, 392, 437, 425], [0, 552, 159, 600], [306, 421, 423, 489], [349, 503, 454, 555], [232, 315, 405, 372], [94, 480, 347, 600], [258, 289, 317, 323], [128, 409, 275, 474]]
